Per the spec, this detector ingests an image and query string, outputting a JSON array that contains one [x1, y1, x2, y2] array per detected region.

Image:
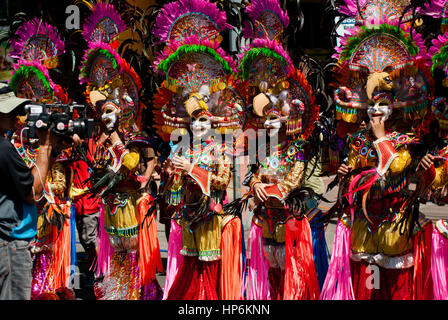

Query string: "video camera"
[[25, 103, 95, 140]]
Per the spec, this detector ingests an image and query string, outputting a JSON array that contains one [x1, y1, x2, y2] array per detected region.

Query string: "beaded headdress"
[[237, 0, 318, 139], [152, 0, 245, 141]]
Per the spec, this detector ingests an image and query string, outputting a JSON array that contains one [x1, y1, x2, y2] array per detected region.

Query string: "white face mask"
[[367, 100, 392, 122], [101, 103, 120, 130], [190, 115, 212, 139], [264, 115, 282, 137]]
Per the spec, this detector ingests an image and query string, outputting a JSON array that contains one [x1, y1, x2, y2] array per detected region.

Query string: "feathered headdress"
[[332, 21, 433, 123], [152, 35, 243, 140], [79, 41, 122, 104], [9, 60, 68, 104], [237, 0, 317, 138], [153, 0, 232, 45], [242, 0, 290, 41], [152, 0, 244, 141], [9, 18, 65, 69], [81, 1, 127, 45]]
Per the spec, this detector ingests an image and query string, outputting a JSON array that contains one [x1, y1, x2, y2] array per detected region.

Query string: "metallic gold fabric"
[[121, 147, 140, 171], [181, 214, 224, 261], [350, 211, 413, 256]]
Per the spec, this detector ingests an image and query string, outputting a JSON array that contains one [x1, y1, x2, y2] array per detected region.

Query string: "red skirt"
[[350, 259, 413, 300], [166, 256, 220, 300]]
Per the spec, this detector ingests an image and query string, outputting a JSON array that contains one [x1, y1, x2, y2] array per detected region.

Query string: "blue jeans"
[[0, 238, 32, 300]]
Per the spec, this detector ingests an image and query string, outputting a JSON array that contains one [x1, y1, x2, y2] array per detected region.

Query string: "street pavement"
[[73, 175, 448, 299]]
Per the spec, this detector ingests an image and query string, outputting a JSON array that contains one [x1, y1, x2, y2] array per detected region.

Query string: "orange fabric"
[[284, 217, 320, 300], [138, 194, 164, 285], [49, 204, 71, 290], [219, 217, 242, 300], [412, 222, 434, 300]]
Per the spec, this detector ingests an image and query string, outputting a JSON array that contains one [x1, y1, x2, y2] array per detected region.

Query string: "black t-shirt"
[[0, 136, 35, 240]]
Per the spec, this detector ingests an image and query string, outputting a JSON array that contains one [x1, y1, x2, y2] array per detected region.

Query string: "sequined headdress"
[[152, 0, 245, 141], [237, 0, 318, 139]]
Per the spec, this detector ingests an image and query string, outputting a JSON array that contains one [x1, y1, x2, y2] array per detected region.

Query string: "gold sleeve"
[[210, 155, 232, 191], [388, 147, 412, 176], [346, 147, 359, 170], [121, 146, 140, 172], [278, 160, 306, 194], [47, 162, 66, 195], [432, 162, 448, 190]]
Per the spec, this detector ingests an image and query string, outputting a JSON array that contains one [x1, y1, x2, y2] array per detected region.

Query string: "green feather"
[[9, 66, 54, 97], [431, 45, 448, 74], [238, 47, 288, 80], [339, 24, 419, 62], [80, 48, 120, 80], [156, 44, 233, 75]]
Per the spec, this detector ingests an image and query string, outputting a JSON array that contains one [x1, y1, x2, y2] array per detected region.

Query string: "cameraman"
[[0, 83, 56, 300]]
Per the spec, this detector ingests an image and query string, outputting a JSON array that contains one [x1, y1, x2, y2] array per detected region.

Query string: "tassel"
[[93, 203, 114, 277], [220, 217, 242, 300], [163, 219, 184, 300], [137, 194, 164, 285], [283, 217, 320, 300], [242, 219, 271, 300], [431, 226, 448, 300], [413, 222, 433, 300], [320, 219, 354, 300]]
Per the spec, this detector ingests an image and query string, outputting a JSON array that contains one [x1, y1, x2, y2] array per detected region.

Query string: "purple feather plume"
[[153, 0, 231, 44], [9, 18, 65, 61], [242, 0, 289, 40], [152, 35, 237, 74], [82, 2, 127, 44]]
